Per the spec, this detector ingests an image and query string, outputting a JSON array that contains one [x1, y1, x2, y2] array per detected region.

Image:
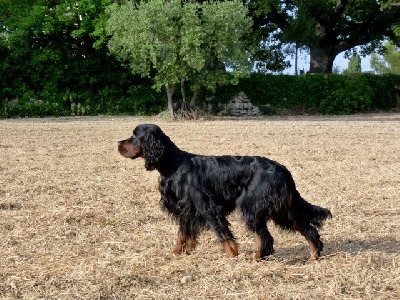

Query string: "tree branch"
[[334, 4, 400, 53], [330, 0, 349, 27], [267, 4, 290, 31]]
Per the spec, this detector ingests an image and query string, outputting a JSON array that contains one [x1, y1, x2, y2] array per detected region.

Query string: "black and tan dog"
[[118, 124, 332, 260]]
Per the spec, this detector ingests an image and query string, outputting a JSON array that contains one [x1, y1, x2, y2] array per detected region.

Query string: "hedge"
[[1, 74, 399, 117], [210, 73, 400, 115], [0, 84, 165, 118]]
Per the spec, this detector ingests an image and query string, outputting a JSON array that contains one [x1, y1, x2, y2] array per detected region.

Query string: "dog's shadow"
[[274, 235, 399, 265], [324, 236, 399, 255]]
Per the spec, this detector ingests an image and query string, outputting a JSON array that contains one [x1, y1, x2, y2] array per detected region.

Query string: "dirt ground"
[[1, 114, 399, 299]]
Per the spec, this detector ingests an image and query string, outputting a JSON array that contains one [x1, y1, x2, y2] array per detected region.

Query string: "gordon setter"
[[118, 124, 332, 260]]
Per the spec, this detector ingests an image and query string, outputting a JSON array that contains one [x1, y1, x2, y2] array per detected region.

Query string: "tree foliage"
[[2, 0, 400, 118], [370, 41, 400, 74], [0, 0, 163, 116], [250, 0, 400, 73], [344, 54, 362, 74], [106, 0, 253, 118]]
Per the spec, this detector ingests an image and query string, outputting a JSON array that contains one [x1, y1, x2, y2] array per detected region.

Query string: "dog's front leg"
[[172, 227, 198, 255], [172, 229, 186, 254]]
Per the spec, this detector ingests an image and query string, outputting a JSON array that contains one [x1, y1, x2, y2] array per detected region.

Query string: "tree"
[[249, 0, 400, 73], [370, 41, 400, 74], [106, 0, 252, 118], [344, 53, 362, 74], [0, 0, 137, 105]]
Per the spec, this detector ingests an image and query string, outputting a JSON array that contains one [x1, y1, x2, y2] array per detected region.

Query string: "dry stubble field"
[[0, 115, 399, 299]]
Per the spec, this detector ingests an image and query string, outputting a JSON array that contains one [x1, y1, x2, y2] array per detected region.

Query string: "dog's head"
[[118, 124, 166, 171]]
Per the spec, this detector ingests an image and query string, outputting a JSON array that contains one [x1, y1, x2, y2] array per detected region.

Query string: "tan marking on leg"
[[254, 235, 262, 260], [172, 230, 185, 254], [308, 241, 319, 260], [185, 237, 198, 253], [228, 240, 239, 257], [221, 240, 238, 258]]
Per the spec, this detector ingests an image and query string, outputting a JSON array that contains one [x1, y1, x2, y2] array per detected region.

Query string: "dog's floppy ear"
[[141, 127, 166, 171]]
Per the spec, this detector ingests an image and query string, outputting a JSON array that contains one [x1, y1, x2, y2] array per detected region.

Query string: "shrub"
[[1, 94, 67, 118], [319, 75, 374, 114]]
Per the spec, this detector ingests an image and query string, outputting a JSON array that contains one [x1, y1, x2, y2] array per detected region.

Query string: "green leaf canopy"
[[106, 0, 253, 91]]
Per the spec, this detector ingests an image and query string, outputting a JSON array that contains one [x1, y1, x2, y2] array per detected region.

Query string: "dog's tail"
[[291, 191, 332, 228]]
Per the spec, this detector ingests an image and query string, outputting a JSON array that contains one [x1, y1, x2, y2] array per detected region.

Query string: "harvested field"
[[1, 114, 399, 299]]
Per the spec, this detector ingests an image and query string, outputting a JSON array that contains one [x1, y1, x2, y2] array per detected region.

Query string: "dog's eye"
[[131, 135, 141, 147]]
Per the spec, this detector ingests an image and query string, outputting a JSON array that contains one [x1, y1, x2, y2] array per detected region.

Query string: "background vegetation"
[[1, 0, 400, 118], [210, 74, 400, 115], [1, 73, 399, 118]]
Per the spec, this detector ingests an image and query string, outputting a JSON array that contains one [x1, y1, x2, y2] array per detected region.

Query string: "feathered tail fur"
[[290, 191, 332, 228]]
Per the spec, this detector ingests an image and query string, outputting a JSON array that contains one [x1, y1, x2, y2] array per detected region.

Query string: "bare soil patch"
[[1, 115, 399, 299]]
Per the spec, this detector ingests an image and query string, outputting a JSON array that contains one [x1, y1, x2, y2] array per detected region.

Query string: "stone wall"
[[204, 92, 261, 116]]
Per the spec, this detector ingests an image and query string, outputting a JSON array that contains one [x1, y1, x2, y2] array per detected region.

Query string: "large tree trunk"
[[309, 46, 335, 73], [166, 84, 175, 119]]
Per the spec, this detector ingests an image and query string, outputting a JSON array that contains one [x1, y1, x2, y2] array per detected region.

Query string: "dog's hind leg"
[[240, 203, 274, 260], [293, 222, 323, 259], [256, 232, 274, 260], [221, 238, 238, 258], [242, 209, 274, 260], [254, 224, 274, 260], [289, 192, 330, 259]]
